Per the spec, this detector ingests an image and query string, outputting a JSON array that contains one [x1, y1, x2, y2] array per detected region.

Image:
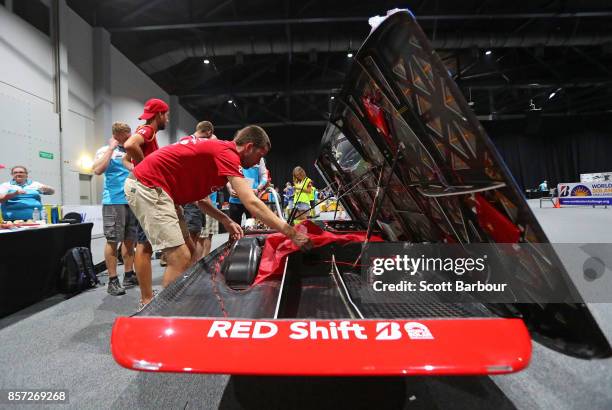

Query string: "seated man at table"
[[0, 166, 55, 221]]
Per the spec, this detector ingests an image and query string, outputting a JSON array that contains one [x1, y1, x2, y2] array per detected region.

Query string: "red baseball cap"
[[138, 98, 169, 120]]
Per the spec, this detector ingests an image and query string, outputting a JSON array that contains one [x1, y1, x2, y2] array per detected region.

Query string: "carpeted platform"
[[0, 206, 611, 409]]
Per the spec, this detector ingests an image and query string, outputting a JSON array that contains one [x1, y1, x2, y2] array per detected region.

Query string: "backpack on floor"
[[59, 247, 100, 296]]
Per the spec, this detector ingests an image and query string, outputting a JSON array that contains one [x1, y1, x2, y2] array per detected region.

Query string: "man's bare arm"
[[122, 153, 134, 171], [196, 197, 231, 223], [38, 185, 55, 195], [93, 142, 116, 175], [124, 133, 146, 164], [230, 176, 292, 236], [196, 196, 243, 240], [0, 189, 26, 203], [230, 176, 312, 250]]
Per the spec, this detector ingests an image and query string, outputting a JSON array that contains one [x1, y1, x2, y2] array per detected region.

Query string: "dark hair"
[[234, 125, 271, 150], [11, 165, 28, 174]]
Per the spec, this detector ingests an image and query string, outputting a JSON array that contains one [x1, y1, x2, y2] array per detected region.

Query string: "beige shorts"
[[201, 214, 219, 237], [125, 177, 188, 251]]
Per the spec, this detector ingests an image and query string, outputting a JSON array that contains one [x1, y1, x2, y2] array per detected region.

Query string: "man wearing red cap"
[[124, 98, 169, 310], [125, 98, 168, 163]]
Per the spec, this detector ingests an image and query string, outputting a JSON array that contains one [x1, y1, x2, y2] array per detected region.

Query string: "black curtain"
[[484, 114, 612, 190], [218, 114, 612, 195], [265, 125, 326, 190], [218, 125, 326, 190]]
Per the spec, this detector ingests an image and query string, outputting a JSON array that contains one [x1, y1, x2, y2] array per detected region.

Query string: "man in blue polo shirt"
[[0, 166, 55, 221], [226, 158, 268, 225], [93, 122, 139, 296]]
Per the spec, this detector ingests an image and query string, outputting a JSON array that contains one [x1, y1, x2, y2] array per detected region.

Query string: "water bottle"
[[41, 207, 47, 223], [32, 208, 40, 221], [51, 206, 59, 224]]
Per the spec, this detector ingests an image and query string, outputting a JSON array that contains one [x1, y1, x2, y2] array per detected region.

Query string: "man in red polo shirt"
[[124, 98, 169, 309], [125, 125, 311, 309], [124, 98, 168, 163]]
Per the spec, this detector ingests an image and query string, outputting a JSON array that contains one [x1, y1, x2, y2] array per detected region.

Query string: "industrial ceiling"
[[67, 0, 612, 129]]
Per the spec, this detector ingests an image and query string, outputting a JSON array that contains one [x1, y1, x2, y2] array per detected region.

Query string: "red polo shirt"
[[133, 138, 243, 205], [135, 125, 159, 158]]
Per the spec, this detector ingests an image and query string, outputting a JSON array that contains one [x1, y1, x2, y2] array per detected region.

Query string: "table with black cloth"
[[0, 223, 93, 317]]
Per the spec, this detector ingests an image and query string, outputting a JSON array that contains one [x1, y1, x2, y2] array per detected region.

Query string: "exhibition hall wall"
[[0, 2, 197, 206]]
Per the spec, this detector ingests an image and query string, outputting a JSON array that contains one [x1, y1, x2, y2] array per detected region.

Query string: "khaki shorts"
[[125, 177, 188, 251], [201, 214, 219, 237]]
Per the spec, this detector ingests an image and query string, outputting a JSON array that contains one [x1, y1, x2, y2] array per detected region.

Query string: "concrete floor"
[[0, 204, 611, 409]]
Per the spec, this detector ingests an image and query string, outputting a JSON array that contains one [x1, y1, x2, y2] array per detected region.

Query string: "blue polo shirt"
[[95, 145, 130, 205], [0, 179, 44, 221], [209, 191, 218, 208], [229, 166, 261, 205]]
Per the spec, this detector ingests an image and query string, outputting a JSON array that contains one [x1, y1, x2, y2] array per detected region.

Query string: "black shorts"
[[183, 203, 204, 234], [229, 202, 251, 225], [136, 222, 148, 244]]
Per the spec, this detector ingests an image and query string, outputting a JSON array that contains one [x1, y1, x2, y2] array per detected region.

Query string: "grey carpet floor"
[[1, 205, 611, 409]]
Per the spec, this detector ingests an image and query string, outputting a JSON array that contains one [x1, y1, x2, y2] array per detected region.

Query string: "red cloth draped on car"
[[254, 220, 384, 284]]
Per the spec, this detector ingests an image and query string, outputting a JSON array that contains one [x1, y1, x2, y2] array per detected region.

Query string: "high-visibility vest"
[[294, 177, 311, 205]]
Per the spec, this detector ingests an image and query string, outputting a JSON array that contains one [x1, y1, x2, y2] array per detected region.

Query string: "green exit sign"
[[39, 151, 54, 160]]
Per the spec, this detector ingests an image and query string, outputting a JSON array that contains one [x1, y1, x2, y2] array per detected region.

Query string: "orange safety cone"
[[553, 198, 561, 208]]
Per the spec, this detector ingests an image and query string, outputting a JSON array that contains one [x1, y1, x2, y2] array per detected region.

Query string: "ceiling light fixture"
[[203, 58, 210, 64], [330, 96, 335, 100], [347, 52, 354, 58], [228, 99, 233, 104], [548, 87, 562, 100], [485, 50, 492, 55]]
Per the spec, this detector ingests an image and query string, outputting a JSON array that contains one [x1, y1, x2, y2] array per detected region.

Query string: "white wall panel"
[[1, 6, 197, 207], [110, 47, 171, 147], [177, 105, 197, 138], [0, 6, 54, 103], [66, 8, 94, 119], [0, 87, 61, 205], [62, 111, 95, 204]]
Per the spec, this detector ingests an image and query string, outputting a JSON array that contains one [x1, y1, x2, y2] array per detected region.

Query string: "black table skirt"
[[0, 223, 93, 317]]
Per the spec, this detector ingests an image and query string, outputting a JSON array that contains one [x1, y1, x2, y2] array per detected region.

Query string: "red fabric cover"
[[473, 193, 520, 243], [134, 139, 243, 205], [254, 220, 384, 284], [362, 97, 390, 137], [361, 96, 397, 150]]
